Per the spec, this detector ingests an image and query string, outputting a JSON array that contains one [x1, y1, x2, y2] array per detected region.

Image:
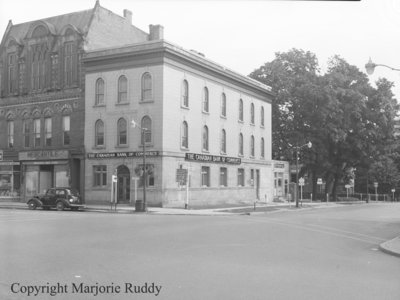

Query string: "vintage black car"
[[27, 188, 84, 211]]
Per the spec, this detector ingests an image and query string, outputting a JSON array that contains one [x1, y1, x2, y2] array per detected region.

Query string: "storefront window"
[[0, 165, 20, 197], [93, 165, 107, 187]]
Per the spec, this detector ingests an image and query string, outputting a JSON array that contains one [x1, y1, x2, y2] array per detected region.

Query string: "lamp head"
[[307, 141, 312, 149], [365, 58, 376, 75]]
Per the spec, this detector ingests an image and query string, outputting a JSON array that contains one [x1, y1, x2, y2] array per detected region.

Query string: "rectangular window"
[[51, 55, 58, 89], [138, 164, 155, 187], [63, 116, 70, 146], [220, 167, 227, 187], [250, 169, 254, 187], [8, 53, 17, 94], [201, 166, 210, 187], [23, 120, 30, 147], [33, 119, 41, 148], [7, 121, 14, 148], [19, 61, 26, 94], [93, 165, 107, 187], [238, 168, 245, 187], [45, 117, 52, 146], [64, 42, 73, 87]]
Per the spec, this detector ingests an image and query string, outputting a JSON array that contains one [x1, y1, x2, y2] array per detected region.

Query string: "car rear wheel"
[[56, 201, 65, 211], [28, 201, 37, 210]]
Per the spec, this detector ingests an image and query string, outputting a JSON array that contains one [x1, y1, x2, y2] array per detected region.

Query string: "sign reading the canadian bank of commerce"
[[185, 153, 241, 165], [19, 150, 69, 161], [87, 151, 160, 159]]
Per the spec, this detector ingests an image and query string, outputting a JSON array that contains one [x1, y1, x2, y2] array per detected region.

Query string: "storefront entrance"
[[117, 165, 130, 203]]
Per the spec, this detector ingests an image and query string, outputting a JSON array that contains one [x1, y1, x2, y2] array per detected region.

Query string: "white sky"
[[1, 0, 400, 99]]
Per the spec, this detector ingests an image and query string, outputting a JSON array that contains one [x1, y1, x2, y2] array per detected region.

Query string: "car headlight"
[[69, 198, 74, 203]]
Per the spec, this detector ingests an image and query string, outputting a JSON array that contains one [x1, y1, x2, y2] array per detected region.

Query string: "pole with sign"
[[391, 188, 395, 202], [111, 174, 117, 210], [299, 177, 305, 206], [374, 182, 378, 201]]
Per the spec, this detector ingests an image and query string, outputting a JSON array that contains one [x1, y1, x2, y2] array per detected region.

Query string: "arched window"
[[261, 137, 265, 158], [182, 80, 189, 107], [141, 116, 152, 144], [261, 106, 265, 127], [118, 75, 127, 103], [221, 129, 226, 154], [250, 135, 255, 157], [250, 103, 255, 124], [221, 93, 226, 117], [117, 118, 127, 145], [141, 72, 152, 101], [95, 78, 104, 105], [181, 121, 188, 148], [203, 87, 209, 112], [239, 99, 243, 121], [95, 120, 104, 147], [202, 125, 209, 151], [7, 120, 14, 148], [239, 133, 243, 156]]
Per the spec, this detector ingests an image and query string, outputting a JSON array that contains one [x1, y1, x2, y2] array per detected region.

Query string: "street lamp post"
[[131, 119, 147, 212], [294, 141, 312, 208], [365, 58, 400, 75]]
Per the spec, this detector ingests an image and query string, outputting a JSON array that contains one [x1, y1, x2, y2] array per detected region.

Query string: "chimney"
[[149, 24, 164, 40], [123, 9, 132, 24]]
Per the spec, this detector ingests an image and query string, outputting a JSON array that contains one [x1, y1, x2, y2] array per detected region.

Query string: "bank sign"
[[87, 151, 160, 159], [185, 153, 241, 165]]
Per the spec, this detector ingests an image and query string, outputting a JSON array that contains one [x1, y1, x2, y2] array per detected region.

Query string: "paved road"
[[0, 203, 399, 300]]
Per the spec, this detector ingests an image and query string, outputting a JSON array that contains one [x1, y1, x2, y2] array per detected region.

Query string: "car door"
[[42, 189, 56, 206]]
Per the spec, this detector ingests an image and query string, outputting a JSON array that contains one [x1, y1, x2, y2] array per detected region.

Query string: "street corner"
[[379, 236, 400, 258]]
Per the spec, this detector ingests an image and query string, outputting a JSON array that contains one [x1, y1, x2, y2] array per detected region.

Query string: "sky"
[[1, 0, 400, 99]]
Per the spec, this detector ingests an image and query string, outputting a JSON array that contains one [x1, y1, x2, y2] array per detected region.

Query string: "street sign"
[[298, 177, 305, 186], [176, 168, 188, 185], [373, 182, 378, 188], [112, 175, 117, 183], [391, 189, 395, 193], [317, 178, 323, 185], [345, 184, 351, 189]]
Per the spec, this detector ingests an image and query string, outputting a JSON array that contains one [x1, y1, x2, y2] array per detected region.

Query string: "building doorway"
[[117, 165, 130, 203]]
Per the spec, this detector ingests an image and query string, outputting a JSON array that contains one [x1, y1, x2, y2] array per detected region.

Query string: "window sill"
[[250, 123, 255, 126], [202, 149, 210, 153], [181, 147, 190, 151], [116, 102, 129, 106], [181, 105, 189, 110], [93, 146, 106, 150], [220, 115, 227, 119], [93, 104, 106, 108], [115, 145, 129, 149], [238, 154, 244, 157], [220, 151, 226, 156], [202, 111, 210, 115], [238, 120, 244, 124], [140, 99, 154, 104]]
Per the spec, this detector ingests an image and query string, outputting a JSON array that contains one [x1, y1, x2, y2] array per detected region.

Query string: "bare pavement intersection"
[[0, 201, 400, 300]]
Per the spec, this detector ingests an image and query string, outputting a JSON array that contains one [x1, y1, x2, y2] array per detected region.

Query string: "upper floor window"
[[64, 42, 75, 87], [62, 115, 70, 146], [117, 118, 127, 146], [95, 119, 104, 147], [250, 103, 255, 124], [8, 53, 17, 94], [118, 76, 128, 103], [239, 99, 243, 121], [141, 116, 152, 144], [261, 137, 265, 158], [221, 129, 226, 154], [182, 80, 189, 108], [141, 72, 152, 101], [202, 125, 209, 151], [33, 118, 41, 148], [181, 121, 188, 149], [203, 87, 209, 113], [44, 117, 52, 147], [23, 119, 30, 148], [31, 45, 47, 91], [250, 135, 255, 157], [7, 120, 14, 148], [239, 133, 244, 156], [261, 106, 265, 127], [95, 78, 105, 105], [221, 93, 226, 117]]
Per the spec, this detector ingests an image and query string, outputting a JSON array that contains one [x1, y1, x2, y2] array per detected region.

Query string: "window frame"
[[117, 118, 127, 146], [181, 121, 189, 149], [220, 167, 228, 187], [95, 119, 105, 147], [141, 72, 153, 101], [95, 78, 105, 106], [93, 165, 107, 187], [202, 125, 209, 152], [181, 79, 189, 108], [238, 168, 245, 187], [7, 120, 14, 148], [202, 87, 209, 113], [201, 166, 210, 187], [117, 75, 128, 104], [221, 93, 226, 117], [33, 118, 41, 148], [221, 129, 226, 154], [239, 98, 244, 122], [141, 116, 152, 145], [44, 117, 52, 147], [62, 115, 70, 146]]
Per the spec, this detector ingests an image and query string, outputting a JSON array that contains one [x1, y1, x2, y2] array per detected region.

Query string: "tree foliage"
[[250, 49, 399, 199]]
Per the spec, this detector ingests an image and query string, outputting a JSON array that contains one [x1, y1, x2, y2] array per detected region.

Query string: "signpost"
[[374, 182, 378, 201], [316, 178, 323, 202], [299, 177, 305, 206], [111, 174, 117, 210], [345, 184, 351, 198], [391, 188, 395, 202]]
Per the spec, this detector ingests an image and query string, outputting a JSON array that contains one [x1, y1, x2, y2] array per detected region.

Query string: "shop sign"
[[185, 153, 241, 165], [87, 151, 160, 159], [274, 163, 285, 169], [19, 150, 69, 161]]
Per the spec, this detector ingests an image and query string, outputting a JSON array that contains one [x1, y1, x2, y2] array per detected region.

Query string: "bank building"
[[0, 1, 283, 207]]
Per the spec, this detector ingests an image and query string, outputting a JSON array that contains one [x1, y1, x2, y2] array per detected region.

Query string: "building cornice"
[[83, 40, 274, 100]]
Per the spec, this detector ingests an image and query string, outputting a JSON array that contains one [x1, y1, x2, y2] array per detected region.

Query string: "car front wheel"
[[56, 201, 65, 211], [28, 201, 37, 210]]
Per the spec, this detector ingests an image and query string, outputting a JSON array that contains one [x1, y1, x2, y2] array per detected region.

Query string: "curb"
[[379, 237, 400, 258]]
